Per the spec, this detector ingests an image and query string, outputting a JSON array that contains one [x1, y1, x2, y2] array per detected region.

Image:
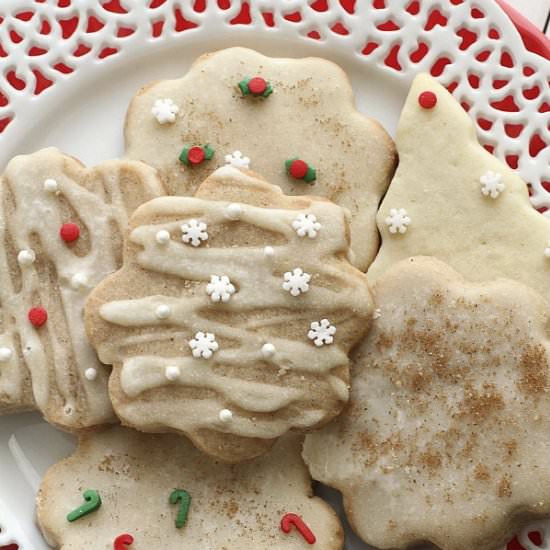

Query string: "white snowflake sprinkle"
[[224, 150, 250, 169], [282, 268, 311, 297], [156, 230, 171, 244], [165, 365, 181, 381], [206, 275, 236, 303], [544, 240, 550, 258], [219, 409, 233, 422], [155, 304, 171, 319], [0, 347, 12, 362], [480, 170, 505, 199], [308, 319, 336, 347], [292, 213, 322, 239], [385, 208, 411, 234], [189, 331, 219, 359], [181, 219, 208, 247], [17, 249, 36, 266], [152, 98, 179, 124], [43, 178, 58, 193], [84, 368, 97, 381]]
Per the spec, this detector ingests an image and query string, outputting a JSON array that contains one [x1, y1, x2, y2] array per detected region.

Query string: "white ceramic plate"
[[0, 1, 548, 549]]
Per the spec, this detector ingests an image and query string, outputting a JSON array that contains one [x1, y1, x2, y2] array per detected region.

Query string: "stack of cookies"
[[1, 47, 548, 550]]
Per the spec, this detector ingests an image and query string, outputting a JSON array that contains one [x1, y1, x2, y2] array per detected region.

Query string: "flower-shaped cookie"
[[0, 148, 164, 431], [85, 166, 373, 462], [124, 47, 397, 271], [304, 256, 550, 550], [37, 426, 343, 550]]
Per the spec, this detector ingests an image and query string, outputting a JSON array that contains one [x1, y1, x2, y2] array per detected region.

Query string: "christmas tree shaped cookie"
[[124, 47, 397, 271], [0, 148, 164, 430], [85, 166, 373, 462], [37, 426, 343, 550], [304, 256, 550, 550], [368, 73, 550, 298]]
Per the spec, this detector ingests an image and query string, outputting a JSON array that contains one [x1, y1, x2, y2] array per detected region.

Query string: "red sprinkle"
[[114, 533, 134, 550], [281, 513, 316, 544], [418, 91, 437, 109], [248, 76, 267, 95], [60, 223, 80, 242], [289, 159, 309, 179], [188, 146, 205, 165], [28, 307, 48, 327]]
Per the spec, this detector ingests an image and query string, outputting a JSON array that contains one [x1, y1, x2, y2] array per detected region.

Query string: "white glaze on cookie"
[[0, 148, 163, 428], [93, 167, 372, 443]]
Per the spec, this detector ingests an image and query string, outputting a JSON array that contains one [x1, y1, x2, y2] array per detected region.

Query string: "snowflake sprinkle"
[[151, 98, 179, 124], [224, 150, 250, 169], [385, 208, 411, 234], [282, 268, 311, 297], [181, 219, 208, 247], [480, 171, 505, 199], [189, 331, 219, 359], [292, 213, 321, 239], [206, 275, 236, 303], [308, 319, 336, 347]]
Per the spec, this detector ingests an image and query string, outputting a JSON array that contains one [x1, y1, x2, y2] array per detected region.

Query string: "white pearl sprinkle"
[[261, 343, 276, 358], [0, 347, 13, 362], [225, 203, 242, 220], [264, 246, 275, 258], [17, 249, 36, 266], [43, 178, 58, 193], [156, 304, 171, 319], [70, 273, 88, 290], [219, 409, 233, 422], [165, 366, 181, 381], [155, 230, 171, 244], [84, 368, 97, 381]]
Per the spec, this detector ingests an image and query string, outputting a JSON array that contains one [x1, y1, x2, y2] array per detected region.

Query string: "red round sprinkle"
[[28, 307, 48, 327], [60, 223, 80, 242], [418, 91, 437, 109], [188, 146, 205, 165], [289, 159, 308, 179], [248, 76, 267, 95]]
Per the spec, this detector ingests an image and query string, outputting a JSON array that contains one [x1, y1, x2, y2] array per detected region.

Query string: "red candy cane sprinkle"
[[248, 76, 268, 95], [187, 146, 206, 165], [418, 91, 437, 109], [60, 223, 80, 242], [28, 307, 48, 327], [289, 159, 309, 180], [281, 513, 316, 544], [113, 534, 134, 550]]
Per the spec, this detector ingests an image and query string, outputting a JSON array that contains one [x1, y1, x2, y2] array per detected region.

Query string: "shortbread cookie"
[[37, 426, 343, 550], [304, 256, 550, 550], [0, 148, 164, 430], [124, 47, 396, 271], [85, 166, 373, 462], [368, 73, 550, 297]]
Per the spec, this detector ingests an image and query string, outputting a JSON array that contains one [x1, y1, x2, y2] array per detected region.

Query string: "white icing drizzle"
[[0, 151, 163, 427], [96, 187, 370, 438]]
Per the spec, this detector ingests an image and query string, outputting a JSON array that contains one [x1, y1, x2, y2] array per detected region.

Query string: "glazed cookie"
[[37, 426, 343, 550], [368, 73, 550, 297], [304, 256, 550, 550], [124, 47, 396, 271], [0, 148, 164, 430], [85, 166, 373, 462]]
